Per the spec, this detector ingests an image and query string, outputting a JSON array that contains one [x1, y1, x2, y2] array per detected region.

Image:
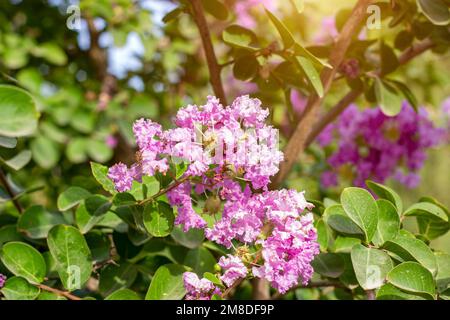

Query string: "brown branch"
[[0, 167, 23, 213], [304, 38, 435, 148], [38, 284, 82, 301], [398, 38, 434, 65], [305, 89, 363, 147], [190, 0, 227, 105], [270, 0, 374, 189]]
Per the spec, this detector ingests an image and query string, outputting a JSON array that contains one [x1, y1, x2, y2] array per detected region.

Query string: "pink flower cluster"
[[183, 272, 221, 300], [318, 102, 446, 188], [108, 95, 319, 298], [0, 274, 6, 288], [108, 95, 282, 192], [181, 188, 319, 298]]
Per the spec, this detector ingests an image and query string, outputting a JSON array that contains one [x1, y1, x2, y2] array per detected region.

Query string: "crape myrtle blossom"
[[108, 95, 283, 192], [107, 95, 319, 298], [0, 273, 6, 289], [218, 255, 248, 287], [183, 272, 221, 300], [318, 102, 446, 188]]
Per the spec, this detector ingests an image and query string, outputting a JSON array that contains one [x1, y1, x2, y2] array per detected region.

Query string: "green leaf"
[[3, 150, 32, 170], [66, 138, 88, 163], [57, 186, 91, 211], [201, 0, 228, 20], [76, 197, 111, 234], [171, 226, 205, 249], [184, 247, 216, 276], [37, 291, 67, 300], [143, 201, 175, 237], [85, 230, 111, 263], [105, 288, 141, 300], [435, 252, 450, 293], [31, 42, 67, 65], [265, 9, 295, 49], [203, 272, 223, 286], [380, 41, 399, 75], [91, 162, 117, 194], [315, 219, 328, 251], [99, 262, 137, 296], [0, 136, 17, 148], [31, 136, 60, 169], [0, 225, 23, 248], [332, 236, 361, 253], [86, 139, 113, 163], [17, 205, 65, 239], [1, 276, 40, 300], [162, 7, 184, 23], [325, 204, 365, 237], [387, 262, 435, 299], [404, 202, 448, 222], [233, 55, 259, 81], [222, 25, 257, 49], [376, 283, 428, 300], [0, 242, 46, 283], [294, 43, 332, 69], [374, 78, 403, 116], [47, 225, 93, 290], [113, 192, 136, 207], [295, 56, 324, 97], [311, 253, 345, 278], [388, 80, 419, 112], [417, 0, 450, 26], [0, 85, 39, 137], [366, 180, 403, 213], [351, 244, 393, 290], [372, 200, 400, 246], [417, 217, 450, 241], [85, 195, 112, 216], [145, 264, 188, 300], [341, 187, 378, 242], [142, 175, 160, 198], [383, 234, 437, 275]]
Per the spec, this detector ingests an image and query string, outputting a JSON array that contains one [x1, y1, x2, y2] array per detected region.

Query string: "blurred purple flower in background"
[[0, 274, 6, 289], [319, 102, 446, 188], [234, 0, 276, 28]]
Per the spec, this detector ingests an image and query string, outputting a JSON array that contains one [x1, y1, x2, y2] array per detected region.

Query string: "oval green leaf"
[[351, 244, 393, 290], [47, 225, 93, 290], [145, 264, 188, 300], [341, 187, 378, 243], [17, 205, 65, 239], [387, 262, 435, 299], [0, 241, 46, 283], [0, 85, 39, 137]]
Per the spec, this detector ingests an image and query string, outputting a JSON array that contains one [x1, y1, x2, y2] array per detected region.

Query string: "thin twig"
[[190, 0, 227, 105], [0, 167, 23, 213], [38, 284, 82, 301]]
